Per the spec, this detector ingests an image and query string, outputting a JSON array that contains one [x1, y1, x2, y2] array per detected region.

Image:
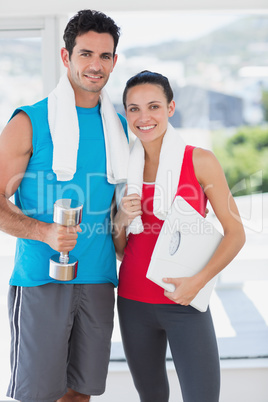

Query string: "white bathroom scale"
[[146, 196, 223, 312]]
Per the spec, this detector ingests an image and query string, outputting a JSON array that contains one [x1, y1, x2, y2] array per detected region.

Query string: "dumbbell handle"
[[59, 251, 69, 264], [54, 201, 82, 265]]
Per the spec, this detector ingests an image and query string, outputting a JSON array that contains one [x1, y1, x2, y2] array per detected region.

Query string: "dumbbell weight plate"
[[49, 254, 78, 281]]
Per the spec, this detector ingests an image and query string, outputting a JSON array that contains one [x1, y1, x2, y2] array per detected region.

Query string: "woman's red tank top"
[[118, 145, 207, 304]]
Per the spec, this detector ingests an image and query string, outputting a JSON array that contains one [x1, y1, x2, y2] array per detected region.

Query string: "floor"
[[0, 193, 267, 400]]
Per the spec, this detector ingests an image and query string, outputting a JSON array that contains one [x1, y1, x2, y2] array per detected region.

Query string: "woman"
[[113, 71, 245, 402]]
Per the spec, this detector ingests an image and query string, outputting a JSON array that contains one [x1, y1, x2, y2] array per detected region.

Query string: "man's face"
[[62, 30, 118, 98]]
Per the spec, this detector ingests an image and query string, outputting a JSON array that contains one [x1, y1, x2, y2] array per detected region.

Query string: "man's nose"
[[88, 56, 102, 71]]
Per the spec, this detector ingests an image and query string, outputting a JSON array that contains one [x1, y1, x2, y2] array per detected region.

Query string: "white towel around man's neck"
[[127, 123, 186, 235], [47, 73, 129, 183]]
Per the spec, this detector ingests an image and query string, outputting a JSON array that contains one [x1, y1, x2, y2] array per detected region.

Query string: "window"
[[0, 34, 42, 131], [0, 16, 64, 399]]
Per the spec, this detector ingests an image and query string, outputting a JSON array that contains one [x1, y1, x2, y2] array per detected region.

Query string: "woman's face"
[[125, 83, 175, 145]]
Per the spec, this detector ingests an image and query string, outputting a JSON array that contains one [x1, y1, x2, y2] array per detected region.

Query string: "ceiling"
[[1, 0, 268, 17]]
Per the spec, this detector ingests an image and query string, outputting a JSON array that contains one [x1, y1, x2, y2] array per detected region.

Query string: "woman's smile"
[[137, 124, 157, 132], [125, 83, 175, 145]]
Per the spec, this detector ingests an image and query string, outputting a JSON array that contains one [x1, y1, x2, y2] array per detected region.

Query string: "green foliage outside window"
[[262, 90, 268, 123], [212, 126, 268, 196]]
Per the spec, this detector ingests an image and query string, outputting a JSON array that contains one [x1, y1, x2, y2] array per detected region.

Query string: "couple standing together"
[[0, 9, 245, 402]]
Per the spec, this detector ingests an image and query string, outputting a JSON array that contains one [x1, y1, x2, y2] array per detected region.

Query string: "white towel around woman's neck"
[[127, 123, 186, 235], [47, 73, 129, 183]]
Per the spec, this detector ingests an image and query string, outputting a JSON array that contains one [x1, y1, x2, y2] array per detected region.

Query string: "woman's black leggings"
[[118, 296, 220, 402]]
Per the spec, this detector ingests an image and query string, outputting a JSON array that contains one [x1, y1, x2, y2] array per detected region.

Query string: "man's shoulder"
[[117, 112, 126, 124], [11, 98, 48, 122], [117, 113, 128, 140], [20, 97, 48, 113]]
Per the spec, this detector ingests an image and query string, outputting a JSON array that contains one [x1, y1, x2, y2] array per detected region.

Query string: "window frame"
[[0, 16, 68, 96]]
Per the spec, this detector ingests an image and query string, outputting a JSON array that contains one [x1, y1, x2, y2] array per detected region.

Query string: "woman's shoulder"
[[192, 147, 221, 183], [192, 147, 217, 166]]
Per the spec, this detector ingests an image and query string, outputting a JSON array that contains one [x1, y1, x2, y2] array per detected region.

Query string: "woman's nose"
[[139, 110, 151, 122]]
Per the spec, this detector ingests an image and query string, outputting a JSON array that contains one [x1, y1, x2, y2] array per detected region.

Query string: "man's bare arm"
[[0, 112, 80, 252]]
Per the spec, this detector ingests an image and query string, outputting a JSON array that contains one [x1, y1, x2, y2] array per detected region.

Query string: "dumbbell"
[[49, 199, 83, 281]]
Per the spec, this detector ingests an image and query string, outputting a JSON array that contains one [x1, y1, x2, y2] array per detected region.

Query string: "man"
[[0, 10, 128, 402]]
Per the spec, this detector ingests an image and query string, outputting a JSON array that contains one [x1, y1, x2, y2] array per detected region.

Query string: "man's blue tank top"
[[9, 98, 128, 287]]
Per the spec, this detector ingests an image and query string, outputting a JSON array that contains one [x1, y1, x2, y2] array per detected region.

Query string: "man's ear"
[[111, 54, 118, 72], [61, 47, 70, 68]]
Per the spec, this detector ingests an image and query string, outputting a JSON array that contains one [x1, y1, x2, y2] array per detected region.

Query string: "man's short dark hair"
[[63, 9, 121, 58]]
